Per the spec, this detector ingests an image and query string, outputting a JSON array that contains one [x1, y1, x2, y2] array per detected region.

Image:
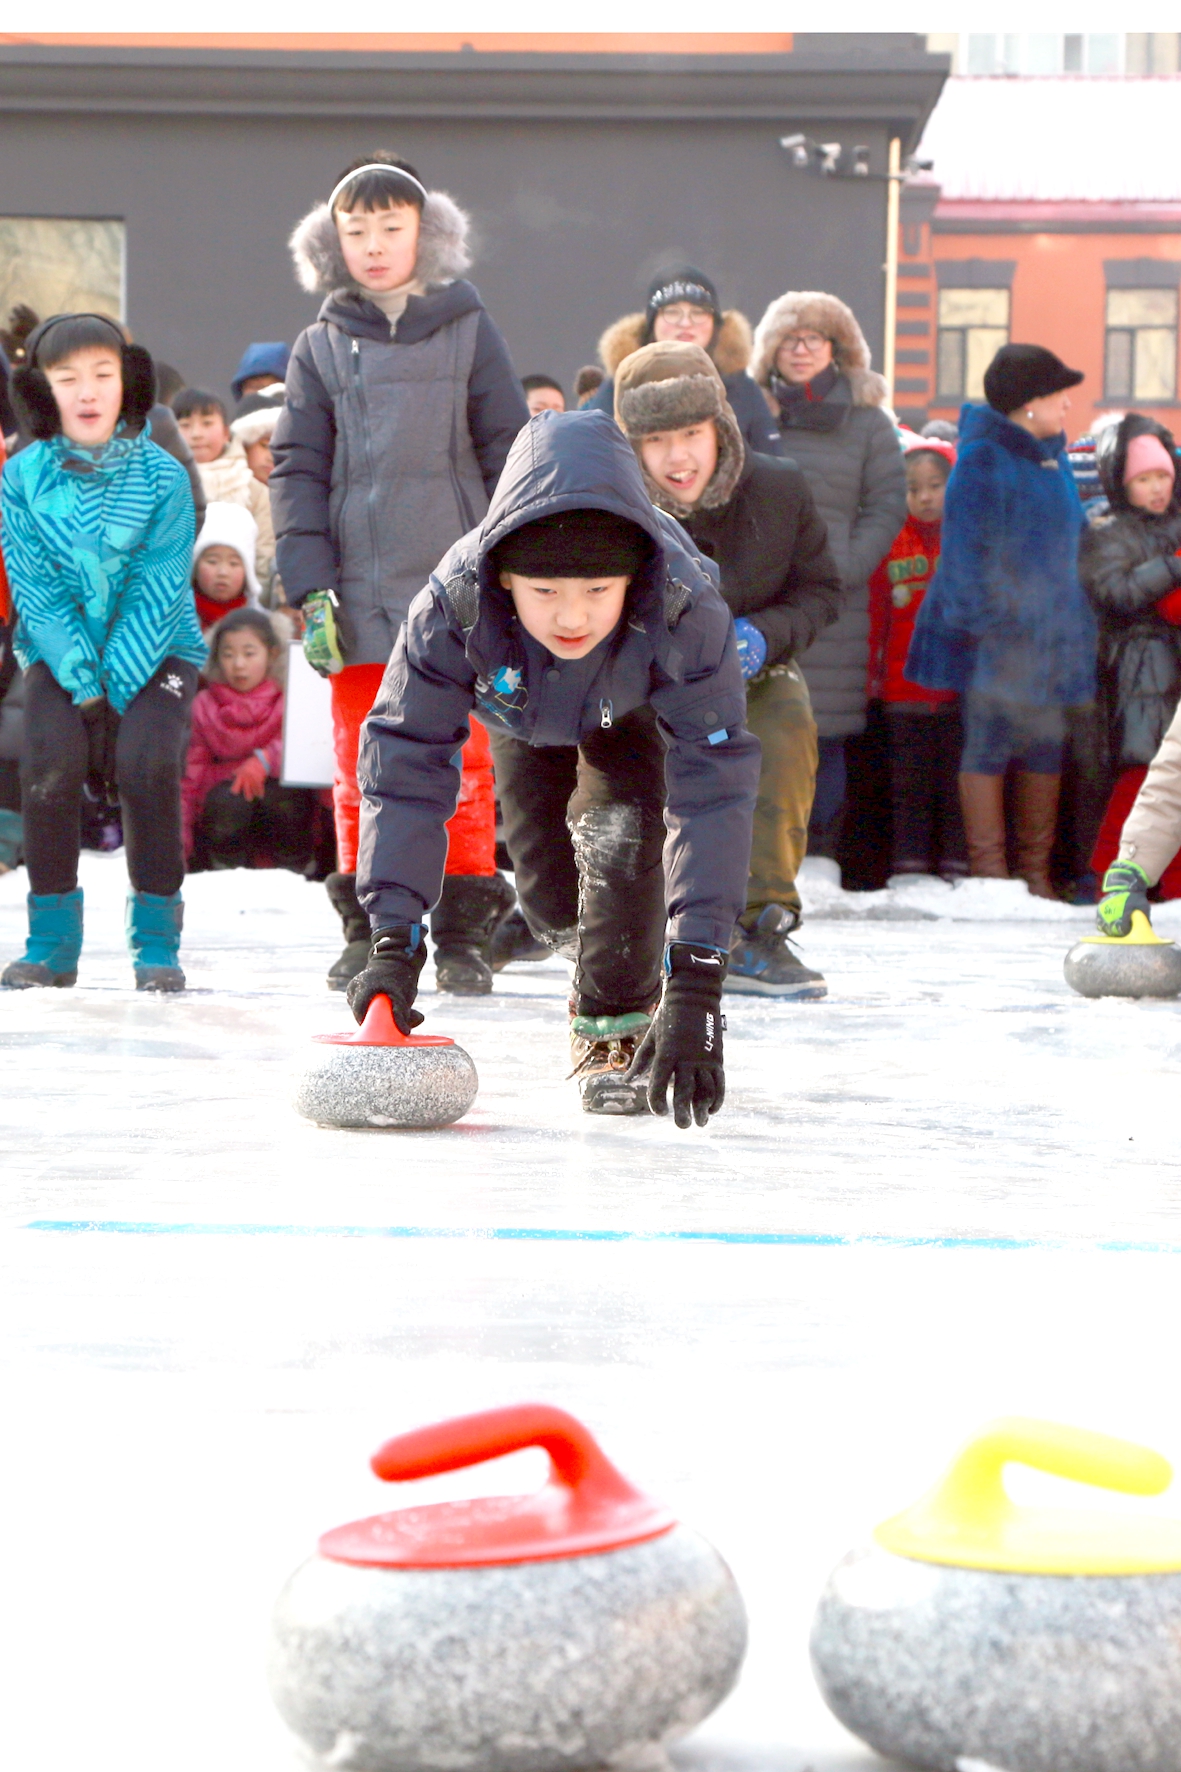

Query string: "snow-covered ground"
[[4, 852, 1181, 1772]]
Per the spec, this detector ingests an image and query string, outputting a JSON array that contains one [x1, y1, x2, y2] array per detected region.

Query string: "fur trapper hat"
[[289, 190, 472, 297], [614, 341, 744, 515], [12, 312, 157, 442], [751, 290, 889, 409], [598, 308, 754, 381]]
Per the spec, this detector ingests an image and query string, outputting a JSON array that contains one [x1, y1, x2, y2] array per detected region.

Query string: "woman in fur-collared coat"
[[271, 152, 528, 995], [583, 265, 782, 457], [751, 292, 906, 840]]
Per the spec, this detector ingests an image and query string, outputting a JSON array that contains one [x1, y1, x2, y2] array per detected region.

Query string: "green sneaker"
[[569, 1012, 652, 1115]]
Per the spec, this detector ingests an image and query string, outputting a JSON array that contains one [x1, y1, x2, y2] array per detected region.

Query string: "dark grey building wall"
[[0, 39, 946, 403]]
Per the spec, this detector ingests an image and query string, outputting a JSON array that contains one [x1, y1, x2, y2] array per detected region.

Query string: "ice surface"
[[4, 852, 1181, 1772]]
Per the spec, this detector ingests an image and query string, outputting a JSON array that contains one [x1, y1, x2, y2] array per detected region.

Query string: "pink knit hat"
[[1124, 432, 1176, 484]]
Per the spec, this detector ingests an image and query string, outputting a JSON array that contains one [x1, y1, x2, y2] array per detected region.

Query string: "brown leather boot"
[[1014, 771, 1061, 899], [958, 773, 1009, 878]]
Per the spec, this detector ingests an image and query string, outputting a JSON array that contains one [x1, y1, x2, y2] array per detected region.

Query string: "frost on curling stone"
[[1064, 910, 1181, 999], [268, 1402, 748, 1772], [294, 992, 477, 1129], [810, 1415, 1181, 1772]]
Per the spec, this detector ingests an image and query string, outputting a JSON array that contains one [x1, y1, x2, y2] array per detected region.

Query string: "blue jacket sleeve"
[[467, 311, 531, 497], [1, 460, 103, 702], [649, 583, 761, 950], [355, 583, 479, 927], [270, 331, 338, 605], [101, 460, 197, 712]]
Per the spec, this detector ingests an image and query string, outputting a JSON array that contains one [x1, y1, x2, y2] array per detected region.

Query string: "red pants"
[[329, 662, 496, 877], [1091, 764, 1181, 899]]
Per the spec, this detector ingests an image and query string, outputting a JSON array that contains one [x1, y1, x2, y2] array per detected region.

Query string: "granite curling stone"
[[1064, 909, 1181, 999], [810, 1416, 1181, 1772], [294, 992, 478, 1129], [268, 1402, 748, 1772]]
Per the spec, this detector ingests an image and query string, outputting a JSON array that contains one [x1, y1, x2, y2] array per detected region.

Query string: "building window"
[[0, 216, 125, 327], [936, 288, 1010, 402], [1105, 288, 1178, 402]]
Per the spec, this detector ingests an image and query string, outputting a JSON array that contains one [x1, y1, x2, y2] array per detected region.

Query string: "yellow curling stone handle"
[[1081, 909, 1173, 947], [874, 1416, 1181, 1573]]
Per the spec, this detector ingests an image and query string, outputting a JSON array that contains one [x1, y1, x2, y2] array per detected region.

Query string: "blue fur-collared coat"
[[907, 401, 1097, 708]]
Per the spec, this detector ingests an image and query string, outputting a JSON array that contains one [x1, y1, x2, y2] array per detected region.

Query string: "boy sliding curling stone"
[[346, 409, 760, 1124]]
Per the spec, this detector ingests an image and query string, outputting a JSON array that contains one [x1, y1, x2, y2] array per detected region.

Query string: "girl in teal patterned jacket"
[[1, 313, 206, 992]]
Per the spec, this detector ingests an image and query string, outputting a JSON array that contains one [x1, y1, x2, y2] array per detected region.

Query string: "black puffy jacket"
[[1080, 413, 1181, 769]]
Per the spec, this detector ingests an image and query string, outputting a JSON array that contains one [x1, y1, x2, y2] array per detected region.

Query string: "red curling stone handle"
[[313, 992, 454, 1048]]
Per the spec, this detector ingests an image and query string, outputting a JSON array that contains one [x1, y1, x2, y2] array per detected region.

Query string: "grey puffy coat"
[[356, 410, 760, 946], [770, 377, 906, 737], [270, 191, 529, 664]]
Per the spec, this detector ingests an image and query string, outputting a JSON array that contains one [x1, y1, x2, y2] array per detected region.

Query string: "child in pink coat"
[[183, 607, 319, 872]]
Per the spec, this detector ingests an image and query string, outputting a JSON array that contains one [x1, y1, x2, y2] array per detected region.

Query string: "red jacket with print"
[[868, 515, 955, 707]]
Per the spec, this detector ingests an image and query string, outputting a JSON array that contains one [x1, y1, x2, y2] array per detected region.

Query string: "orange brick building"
[[892, 77, 1181, 443]]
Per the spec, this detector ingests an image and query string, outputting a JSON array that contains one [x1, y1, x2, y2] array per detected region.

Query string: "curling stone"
[[1064, 909, 1181, 999], [811, 1416, 1181, 1772], [294, 993, 477, 1129], [268, 1402, 748, 1772]]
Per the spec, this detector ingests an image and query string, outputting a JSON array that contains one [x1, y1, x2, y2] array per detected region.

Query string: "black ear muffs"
[[10, 364, 61, 440], [120, 343, 157, 432]]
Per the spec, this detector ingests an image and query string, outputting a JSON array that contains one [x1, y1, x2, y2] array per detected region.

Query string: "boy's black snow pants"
[[488, 706, 667, 1018], [21, 658, 197, 897]]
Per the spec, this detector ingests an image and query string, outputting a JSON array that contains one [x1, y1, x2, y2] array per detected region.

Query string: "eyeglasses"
[[782, 332, 829, 352], [658, 305, 714, 327]]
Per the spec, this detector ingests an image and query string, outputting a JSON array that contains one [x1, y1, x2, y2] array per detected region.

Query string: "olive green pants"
[[742, 663, 819, 928]]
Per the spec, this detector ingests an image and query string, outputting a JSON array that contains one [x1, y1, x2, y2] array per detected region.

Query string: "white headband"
[[328, 162, 428, 212]]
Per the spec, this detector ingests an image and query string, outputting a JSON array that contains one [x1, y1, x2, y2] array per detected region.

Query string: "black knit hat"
[[984, 343, 1084, 415], [644, 266, 721, 332], [493, 508, 651, 579]]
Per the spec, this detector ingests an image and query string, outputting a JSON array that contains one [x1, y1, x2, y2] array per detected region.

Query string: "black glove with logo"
[[627, 941, 727, 1129], [345, 923, 428, 1032]]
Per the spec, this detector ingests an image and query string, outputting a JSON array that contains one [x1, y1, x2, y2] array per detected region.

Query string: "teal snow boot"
[[126, 889, 185, 992], [1, 889, 84, 988]]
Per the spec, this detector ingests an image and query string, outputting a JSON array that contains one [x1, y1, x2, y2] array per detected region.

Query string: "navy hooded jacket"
[[907, 402, 1097, 707], [356, 410, 761, 947]]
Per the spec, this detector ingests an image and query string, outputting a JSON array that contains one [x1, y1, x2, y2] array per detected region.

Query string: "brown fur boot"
[[1014, 771, 1061, 899]]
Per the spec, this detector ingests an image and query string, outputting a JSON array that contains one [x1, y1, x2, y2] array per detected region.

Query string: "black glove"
[[627, 941, 727, 1129], [80, 695, 119, 796], [1130, 554, 1181, 597], [345, 923, 428, 1032]]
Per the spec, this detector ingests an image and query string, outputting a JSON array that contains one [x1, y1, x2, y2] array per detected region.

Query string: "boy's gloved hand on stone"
[[1097, 859, 1152, 938], [627, 941, 727, 1129], [302, 589, 344, 677], [346, 923, 428, 1031], [732, 617, 768, 682]]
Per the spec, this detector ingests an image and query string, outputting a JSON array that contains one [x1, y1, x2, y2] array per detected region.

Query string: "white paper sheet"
[[281, 642, 334, 788]]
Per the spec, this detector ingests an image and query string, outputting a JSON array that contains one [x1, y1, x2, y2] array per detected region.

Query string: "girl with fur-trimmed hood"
[[584, 266, 782, 458], [270, 153, 528, 995], [751, 290, 906, 844]]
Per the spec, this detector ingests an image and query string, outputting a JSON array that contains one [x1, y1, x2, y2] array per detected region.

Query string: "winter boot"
[[1014, 771, 1062, 900], [1, 889, 83, 989], [126, 890, 185, 992], [491, 906, 551, 971], [958, 773, 1009, 878], [325, 871, 370, 993], [724, 905, 827, 1000], [430, 872, 516, 995], [569, 1012, 653, 1115]]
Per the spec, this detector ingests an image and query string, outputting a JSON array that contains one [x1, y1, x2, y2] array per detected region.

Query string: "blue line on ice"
[[19, 1221, 1181, 1254]]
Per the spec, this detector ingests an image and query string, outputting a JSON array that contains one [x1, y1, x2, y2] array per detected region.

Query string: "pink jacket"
[[181, 677, 284, 854]]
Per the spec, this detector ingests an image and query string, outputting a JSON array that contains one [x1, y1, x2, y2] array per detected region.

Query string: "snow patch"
[[799, 857, 1096, 925]]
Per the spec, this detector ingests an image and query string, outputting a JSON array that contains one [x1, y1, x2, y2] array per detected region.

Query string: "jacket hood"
[[289, 191, 472, 298], [193, 499, 263, 603], [751, 290, 889, 408], [597, 308, 753, 379], [958, 400, 1067, 463], [1095, 410, 1181, 516]]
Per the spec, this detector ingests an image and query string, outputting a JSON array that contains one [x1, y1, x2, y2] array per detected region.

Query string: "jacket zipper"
[[352, 337, 382, 608], [600, 699, 613, 730]]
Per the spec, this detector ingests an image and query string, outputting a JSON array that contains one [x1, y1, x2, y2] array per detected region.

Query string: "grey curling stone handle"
[[294, 1040, 478, 1129], [1064, 936, 1181, 999]]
